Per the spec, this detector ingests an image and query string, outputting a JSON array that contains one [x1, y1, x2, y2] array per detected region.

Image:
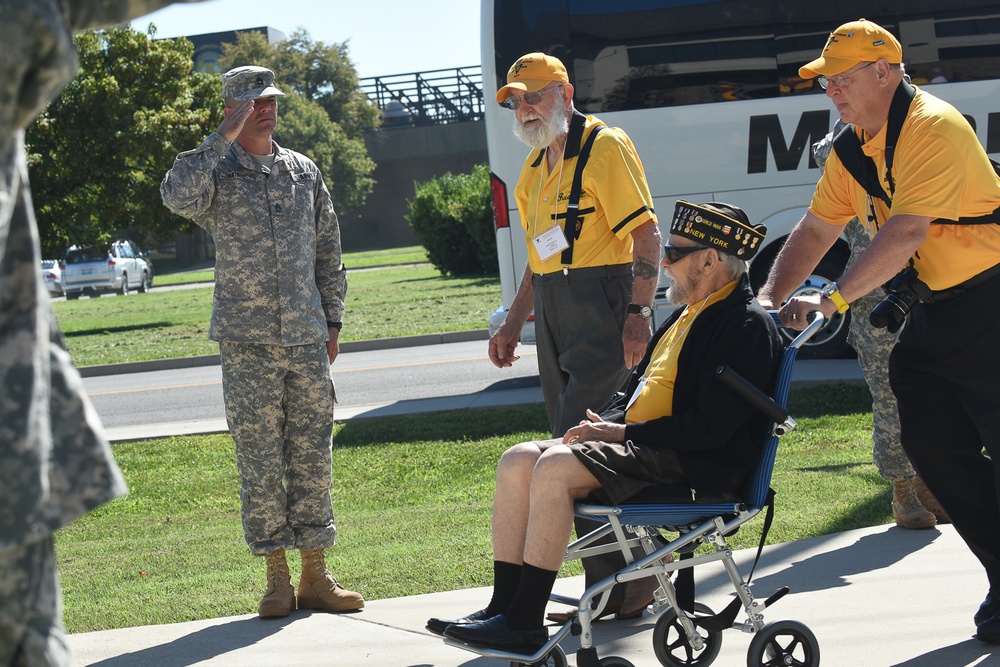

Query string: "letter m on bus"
[[747, 110, 831, 173]]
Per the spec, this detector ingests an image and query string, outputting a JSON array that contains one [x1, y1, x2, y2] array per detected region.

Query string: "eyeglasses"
[[663, 244, 709, 264], [817, 61, 875, 90], [500, 84, 565, 110]]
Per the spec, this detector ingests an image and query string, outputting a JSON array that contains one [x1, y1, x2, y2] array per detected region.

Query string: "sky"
[[132, 0, 482, 79]]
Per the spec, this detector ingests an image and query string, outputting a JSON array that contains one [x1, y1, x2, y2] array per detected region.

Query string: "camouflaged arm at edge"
[[313, 170, 347, 324]]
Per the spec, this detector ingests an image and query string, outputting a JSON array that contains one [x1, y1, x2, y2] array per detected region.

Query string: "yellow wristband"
[[823, 283, 850, 314]]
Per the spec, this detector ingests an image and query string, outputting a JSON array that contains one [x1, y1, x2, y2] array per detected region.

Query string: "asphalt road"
[[81, 339, 542, 430]]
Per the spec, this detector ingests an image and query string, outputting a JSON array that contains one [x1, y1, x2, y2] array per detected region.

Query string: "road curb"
[[77, 329, 491, 378]]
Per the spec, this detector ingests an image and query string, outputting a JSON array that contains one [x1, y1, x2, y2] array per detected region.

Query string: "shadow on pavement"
[[890, 639, 1000, 666], [748, 524, 940, 594], [86, 615, 294, 667]]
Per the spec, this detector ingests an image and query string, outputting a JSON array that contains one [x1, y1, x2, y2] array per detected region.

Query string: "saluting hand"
[[219, 99, 255, 142]]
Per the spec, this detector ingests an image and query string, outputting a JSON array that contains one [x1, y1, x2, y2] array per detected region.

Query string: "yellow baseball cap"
[[495, 53, 569, 104], [799, 19, 902, 79]]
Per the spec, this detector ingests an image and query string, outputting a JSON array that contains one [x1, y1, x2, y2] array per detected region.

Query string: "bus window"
[[774, 5, 1000, 94], [567, 0, 778, 111]]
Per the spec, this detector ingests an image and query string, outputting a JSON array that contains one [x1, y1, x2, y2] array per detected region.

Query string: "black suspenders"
[[560, 124, 605, 265]]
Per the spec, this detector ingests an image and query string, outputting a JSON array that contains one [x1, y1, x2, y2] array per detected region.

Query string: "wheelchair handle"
[[714, 364, 792, 428], [768, 310, 827, 350]]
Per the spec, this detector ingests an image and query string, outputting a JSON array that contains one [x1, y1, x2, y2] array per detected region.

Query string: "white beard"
[[666, 271, 700, 306], [512, 94, 569, 149]]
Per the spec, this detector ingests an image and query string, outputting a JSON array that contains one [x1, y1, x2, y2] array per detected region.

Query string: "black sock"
[[484, 560, 522, 617], [502, 562, 558, 630]]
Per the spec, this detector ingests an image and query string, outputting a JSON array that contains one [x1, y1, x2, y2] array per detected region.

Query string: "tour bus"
[[483, 0, 1000, 358]]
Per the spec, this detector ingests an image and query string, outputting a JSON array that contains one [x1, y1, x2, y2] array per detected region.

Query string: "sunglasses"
[[500, 84, 565, 110], [662, 244, 709, 264]]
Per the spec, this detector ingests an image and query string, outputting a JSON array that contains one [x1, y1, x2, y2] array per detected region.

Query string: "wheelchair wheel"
[[510, 644, 568, 667], [652, 602, 722, 667], [599, 657, 637, 667], [746, 619, 819, 667]]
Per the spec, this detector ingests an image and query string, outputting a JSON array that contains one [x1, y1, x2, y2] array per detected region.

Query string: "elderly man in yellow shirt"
[[758, 18, 1000, 643], [429, 201, 781, 654]]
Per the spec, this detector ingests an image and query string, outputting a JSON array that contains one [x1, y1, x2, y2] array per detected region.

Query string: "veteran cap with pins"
[[670, 200, 766, 261]]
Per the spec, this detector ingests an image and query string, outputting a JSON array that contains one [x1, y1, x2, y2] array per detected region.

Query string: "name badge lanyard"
[[531, 147, 568, 264]]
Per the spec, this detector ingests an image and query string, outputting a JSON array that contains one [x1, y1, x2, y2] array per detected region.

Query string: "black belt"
[[924, 261, 1000, 304], [532, 263, 631, 283]]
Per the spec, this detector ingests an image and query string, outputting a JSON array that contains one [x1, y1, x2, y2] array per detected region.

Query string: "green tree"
[[407, 164, 497, 276], [218, 29, 380, 140], [276, 93, 375, 216], [216, 30, 377, 220], [26, 26, 220, 258]]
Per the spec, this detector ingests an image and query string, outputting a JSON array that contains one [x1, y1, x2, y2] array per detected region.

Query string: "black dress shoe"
[[976, 592, 1000, 627], [426, 608, 491, 636], [443, 614, 548, 654], [977, 612, 1000, 643]]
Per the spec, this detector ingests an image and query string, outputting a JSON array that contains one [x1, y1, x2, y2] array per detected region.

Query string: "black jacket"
[[600, 274, 782, 496]]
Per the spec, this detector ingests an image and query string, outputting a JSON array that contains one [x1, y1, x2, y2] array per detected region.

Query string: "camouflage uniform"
[[160, 106, 346, 556], [842, 221, 915, 482], [813, 126, 915, 483], [0, 1, 202, 663]]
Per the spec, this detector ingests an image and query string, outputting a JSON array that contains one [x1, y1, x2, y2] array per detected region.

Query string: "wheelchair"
[[444, 313, 824, 667]]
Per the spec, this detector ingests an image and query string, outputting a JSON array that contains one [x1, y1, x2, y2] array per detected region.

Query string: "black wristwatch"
[[627, 304, 653, 320]]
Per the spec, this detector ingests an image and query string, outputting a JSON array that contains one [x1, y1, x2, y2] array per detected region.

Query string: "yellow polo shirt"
[[625, 280, 738, 424], [810, 86, 1000, 291], [515, 115, 657, 274]]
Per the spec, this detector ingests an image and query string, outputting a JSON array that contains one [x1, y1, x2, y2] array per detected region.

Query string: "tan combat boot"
[[892, 479, 937, 529], [912, 475, 951, 524], [298, 549, 365, 612], [259, 548, 295, 618]]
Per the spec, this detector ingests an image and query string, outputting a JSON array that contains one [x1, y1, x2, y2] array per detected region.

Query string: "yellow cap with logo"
[[495, 53, 569, 104], [799, 19, 902, 79]]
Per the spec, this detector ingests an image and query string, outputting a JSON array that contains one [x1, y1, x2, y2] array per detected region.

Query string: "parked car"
[[40, 259, 63, 297], [61, 240, 152, 299], [125, 240, 154, 287]]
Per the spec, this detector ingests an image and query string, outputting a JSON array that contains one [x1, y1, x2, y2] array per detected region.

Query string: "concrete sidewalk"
[[68, 523, 998, 667], [74, 342, 986, 666]]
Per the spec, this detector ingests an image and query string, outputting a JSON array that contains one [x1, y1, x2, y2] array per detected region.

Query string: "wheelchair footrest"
[[697, 596, 743, 633], [764, 585, 790, 609]]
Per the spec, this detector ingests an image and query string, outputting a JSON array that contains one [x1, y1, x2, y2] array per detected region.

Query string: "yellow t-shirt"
[[625, 280, 738, 424], [514, 114, 657, 275], [810, 87, 1000, 290]]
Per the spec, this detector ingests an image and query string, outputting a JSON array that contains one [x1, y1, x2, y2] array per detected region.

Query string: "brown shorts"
[[537, 437, 687, 505]]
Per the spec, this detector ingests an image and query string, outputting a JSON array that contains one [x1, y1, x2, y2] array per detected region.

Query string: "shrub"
[[406, 164, 498, 276]]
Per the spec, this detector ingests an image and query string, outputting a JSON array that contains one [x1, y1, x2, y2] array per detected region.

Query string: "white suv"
[[61, 241, 152, 299]]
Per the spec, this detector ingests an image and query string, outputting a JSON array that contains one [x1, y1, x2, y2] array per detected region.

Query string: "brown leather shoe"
[[618, 573, 662, 618], [546, 572, 664, 623]]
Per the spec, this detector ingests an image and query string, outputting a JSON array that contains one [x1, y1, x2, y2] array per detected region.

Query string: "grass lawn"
[[150, 246, 429, 287], [57, 383, 885, 634], [54, 248, 498, 367], [154, 269, 215, 286]]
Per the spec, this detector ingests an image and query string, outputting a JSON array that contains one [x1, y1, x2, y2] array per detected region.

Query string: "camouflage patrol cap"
[[221, 66, 285, 102]]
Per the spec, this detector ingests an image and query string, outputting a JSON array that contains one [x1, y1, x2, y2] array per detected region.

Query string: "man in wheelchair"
[[427, 201, 783, 654]]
